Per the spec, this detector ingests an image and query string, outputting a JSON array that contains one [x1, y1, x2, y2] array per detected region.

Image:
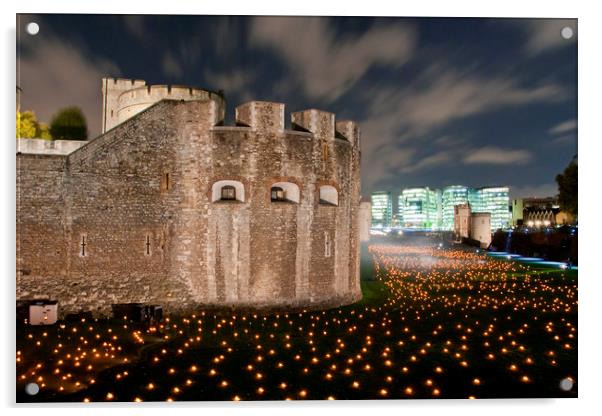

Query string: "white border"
[[2, 1, 600, 415]]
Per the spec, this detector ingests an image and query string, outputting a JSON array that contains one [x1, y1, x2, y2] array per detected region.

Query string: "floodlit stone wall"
[[17, 90, 362, 316]]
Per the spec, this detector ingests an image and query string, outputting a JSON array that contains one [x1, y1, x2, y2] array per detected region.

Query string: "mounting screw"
[[26, 22, 40, 36]]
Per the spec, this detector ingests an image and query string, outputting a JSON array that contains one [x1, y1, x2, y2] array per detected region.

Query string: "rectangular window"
[[221, 186, 236, 200], [80, 235, 87, 257], [161, 172, 170, 192], [145, 234, 151, 256]]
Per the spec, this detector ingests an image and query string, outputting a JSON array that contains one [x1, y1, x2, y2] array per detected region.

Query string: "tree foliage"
[[555, 158, 578, 218], [38, 123, 52, 140], [16, 110, 52, 140], [16, 111, 36, 138], [49, 107, 88, 140]]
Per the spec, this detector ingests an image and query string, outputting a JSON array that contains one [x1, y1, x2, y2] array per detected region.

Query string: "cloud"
[[122, 15, 146, 41], [549, 119, 577, 135], [213, 17, 238, 60], [362, 144, 417, 190], [247, 17, 569, 194], [204, 68, 254, 94], [358, 65, 565, 191], [203, 68, 257, 105], [400, 151, 453, 173], [523, 19, 577, 56], [249, 17, 416, 102], [463, 146, 532, 165], [18, 34, 120, 138], [433, 135, 464, 147], [162, 52, 183, 79], [364, 66, 567, 137], [551, 134, 576, 146], [510, 183, 558, 200]]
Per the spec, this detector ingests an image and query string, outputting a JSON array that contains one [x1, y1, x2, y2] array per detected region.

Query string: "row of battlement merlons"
[[104, 78, 357, 134], [113, 96, 361, 145], [104, 77, 225, 99], [117, 84, 225, 100]]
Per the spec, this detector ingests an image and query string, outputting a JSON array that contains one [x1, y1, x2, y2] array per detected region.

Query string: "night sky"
[[17, 14, 577, 199]]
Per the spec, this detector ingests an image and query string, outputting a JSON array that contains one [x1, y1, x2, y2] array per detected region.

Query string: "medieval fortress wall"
[[17, 77, 362, 316]]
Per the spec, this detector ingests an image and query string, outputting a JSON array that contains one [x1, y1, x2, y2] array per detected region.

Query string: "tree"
[[556, 157, 578, 218], [37, 122, 52, 140], [49, 107, 88, 140], [16, 111, 37, 138], [16, 110, 52, 139]]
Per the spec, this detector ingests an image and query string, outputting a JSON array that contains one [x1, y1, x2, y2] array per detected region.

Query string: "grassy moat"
[[16, 235, 577, 402]]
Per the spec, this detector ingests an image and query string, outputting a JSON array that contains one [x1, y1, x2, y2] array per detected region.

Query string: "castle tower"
[[101, 78, 147, 133], [101, 78, 226, 134]]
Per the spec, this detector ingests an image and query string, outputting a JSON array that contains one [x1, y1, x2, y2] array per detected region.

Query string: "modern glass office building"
[[373, 185, 509, 231], [399, 187, 440, 229], [441, 185, 469, 230], [472, 187, 511, 230], [371, 191, 393, 228], [440, 185, 510, 230], [396, 196, 405, 226]]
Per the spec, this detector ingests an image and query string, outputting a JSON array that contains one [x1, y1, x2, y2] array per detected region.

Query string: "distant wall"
[[454, 204, 471, 239], [17, 138, 87, 155], [470, 213, 491, 248]]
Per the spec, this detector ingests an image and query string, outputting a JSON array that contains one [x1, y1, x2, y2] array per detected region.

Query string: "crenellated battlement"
[[335, 120, 360, 148], [104, 77, 147, 89], [101, 79, 359, 148], [231, 101, 359, 147], [235, 101, 285, 132], [118, 84, 223, 104], [291, 109, 335, 139]]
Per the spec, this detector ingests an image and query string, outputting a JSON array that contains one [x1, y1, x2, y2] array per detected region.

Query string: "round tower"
[[101, 78, 225, 133], [117, 85, 225, 126]]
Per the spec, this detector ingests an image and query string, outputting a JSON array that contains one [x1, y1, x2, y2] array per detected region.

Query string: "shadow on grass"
[[357, 242, 390, 307]]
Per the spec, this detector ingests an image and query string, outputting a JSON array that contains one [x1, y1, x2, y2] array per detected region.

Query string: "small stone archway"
[[211, 180, 245, 202]]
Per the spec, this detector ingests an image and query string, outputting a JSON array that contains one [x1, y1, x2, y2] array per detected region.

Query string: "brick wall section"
[[17, 155, 68, 286], [17, 98, 362, 316]]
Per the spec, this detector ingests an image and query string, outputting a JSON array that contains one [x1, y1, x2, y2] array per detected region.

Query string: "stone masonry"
[[16, 78, 362, 316]]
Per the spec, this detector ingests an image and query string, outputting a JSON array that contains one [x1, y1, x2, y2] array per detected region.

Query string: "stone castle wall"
[[359, 201, 371, 242], [17, 138, 87, 155], [17, 93, 362, 316]]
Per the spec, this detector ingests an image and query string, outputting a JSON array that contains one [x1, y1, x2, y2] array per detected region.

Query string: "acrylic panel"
[[16, 14, 577, 403]]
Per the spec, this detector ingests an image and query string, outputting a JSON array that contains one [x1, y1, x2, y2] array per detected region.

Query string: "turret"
[[117, 85, 225, 127], [102, 78, 226, 134], [101, 78, 146, 133]]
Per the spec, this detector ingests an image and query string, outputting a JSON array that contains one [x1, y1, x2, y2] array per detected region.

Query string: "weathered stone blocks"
[[235, 101, 285, 132], [17, 79, 362, 316]]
